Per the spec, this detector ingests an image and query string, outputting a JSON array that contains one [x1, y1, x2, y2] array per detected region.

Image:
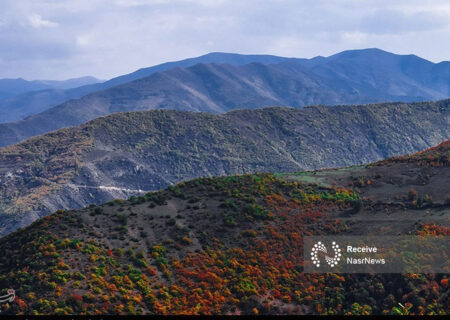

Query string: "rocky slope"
[[1, 49, 449, 147], [0, 141, 447, 315], [0, 100, 449, 236]]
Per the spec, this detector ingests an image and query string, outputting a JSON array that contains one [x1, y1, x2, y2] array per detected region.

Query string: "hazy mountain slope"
[[0, 76, 100, 101], [0, 62, 342, 147], [34, 76, 101, 90], [103, 52, 290, 88], [2, 48, 450, 147], [0, 142, 448, 315], [0, 100, 448, 236], [307, 49, 450, 101], [0, 89, 76, 123], [0, 79, 51, 100], [0, 53, 288, 124], [0, 77, 102, 123]]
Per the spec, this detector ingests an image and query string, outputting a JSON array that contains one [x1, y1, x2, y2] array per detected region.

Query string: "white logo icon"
[[311, 241, 341, 267]]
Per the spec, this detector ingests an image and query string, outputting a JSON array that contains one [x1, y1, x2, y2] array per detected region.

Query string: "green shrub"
[[245, 204, 270, 219]]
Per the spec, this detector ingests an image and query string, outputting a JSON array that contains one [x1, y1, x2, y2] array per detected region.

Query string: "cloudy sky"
[[1, 0, 449, 80]]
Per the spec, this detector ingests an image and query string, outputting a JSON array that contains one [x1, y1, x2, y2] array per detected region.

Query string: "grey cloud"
[[0, 0, 448, 80], [360, 9, 449, 35]]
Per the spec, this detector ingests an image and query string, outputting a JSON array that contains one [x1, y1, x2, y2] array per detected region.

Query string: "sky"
[[1, 0, 449, 80]]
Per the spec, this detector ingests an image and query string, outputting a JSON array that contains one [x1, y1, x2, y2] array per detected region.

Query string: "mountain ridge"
[[0, 76, 100, 100], [0, 99, 448, 236], [1, 49, 449, 147], [0, 48, 449, 144], [0, 52, 290, 124], [0, 76, 102, 123]]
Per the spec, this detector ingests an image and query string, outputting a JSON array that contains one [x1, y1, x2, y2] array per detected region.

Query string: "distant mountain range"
[[0, 48, 449, 147], [0, 76, 101, 123], [0, 76, 100, 100], [0, 99, 448, 236], [0, 53, 285, 124]]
